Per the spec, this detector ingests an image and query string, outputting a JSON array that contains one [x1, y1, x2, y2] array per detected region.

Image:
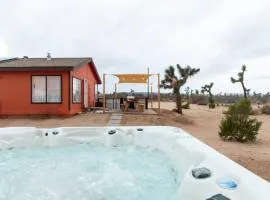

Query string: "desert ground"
[[122, 102, 270, 181], [0, 102, 269, 181]]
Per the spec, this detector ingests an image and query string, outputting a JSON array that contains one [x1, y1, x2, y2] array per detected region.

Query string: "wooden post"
[[157, 73, 161, 114], [147, 68, 150, 98], [114, 83, 117, 109], [150, 83, 153, 108], [103, 74, 106, 113]]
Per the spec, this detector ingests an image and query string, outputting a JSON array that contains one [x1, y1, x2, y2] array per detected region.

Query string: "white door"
[[84, 79, 88, 108]]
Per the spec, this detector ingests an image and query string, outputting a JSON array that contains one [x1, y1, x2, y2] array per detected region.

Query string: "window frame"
[[72, 76, 82, 104], [31, 75, 62, 104]]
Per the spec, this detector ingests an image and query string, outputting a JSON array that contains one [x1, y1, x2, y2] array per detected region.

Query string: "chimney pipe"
[[47, 52, 51, 60]]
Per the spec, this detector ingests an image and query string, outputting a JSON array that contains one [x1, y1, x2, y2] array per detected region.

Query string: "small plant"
[[201, 82, 215, 109], [231, 65, 250, 99], [261, 105, 270, 115], [219, 99, 262, 143]]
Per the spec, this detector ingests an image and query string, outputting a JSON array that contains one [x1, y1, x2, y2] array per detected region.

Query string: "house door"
[[84, 79, 88, 108]]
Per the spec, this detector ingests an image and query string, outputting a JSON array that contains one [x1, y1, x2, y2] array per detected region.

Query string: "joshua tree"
[[184, 86, 190, 101], [201, 82, 215, 108], [231, 65, 250, 99], [160, 65, 200, 114]]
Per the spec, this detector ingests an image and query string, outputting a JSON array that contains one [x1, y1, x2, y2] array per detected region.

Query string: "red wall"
[[70, 63, 97, 114], [0, 71, 69, 115], [0, 63, 98, 116]]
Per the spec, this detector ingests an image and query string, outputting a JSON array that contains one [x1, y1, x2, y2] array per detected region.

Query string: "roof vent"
[[23, 56, 28, 59], [47, 52, 51, 60]]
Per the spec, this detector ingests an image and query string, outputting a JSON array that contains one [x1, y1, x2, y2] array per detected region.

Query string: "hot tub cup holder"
[[217, 178, 238, 190]]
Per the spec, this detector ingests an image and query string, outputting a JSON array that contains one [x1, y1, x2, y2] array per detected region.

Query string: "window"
[[32, 76, 46, 103], [73, 77, 81, 103], [47, 76, 61, 103], [32, 76, 61, 103]]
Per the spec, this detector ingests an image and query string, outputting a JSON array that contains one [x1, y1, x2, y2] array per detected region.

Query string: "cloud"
[[0, 0, 270, 93]]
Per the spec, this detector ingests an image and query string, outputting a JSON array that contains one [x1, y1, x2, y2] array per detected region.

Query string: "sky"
[[0, 0, 270, 94]]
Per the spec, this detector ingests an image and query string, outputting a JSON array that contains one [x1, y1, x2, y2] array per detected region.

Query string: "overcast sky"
[[0, 0, 270, 94]]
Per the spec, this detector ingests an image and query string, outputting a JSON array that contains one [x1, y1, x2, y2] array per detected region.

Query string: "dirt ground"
[[121, 102, 270, 181], [0, 103, 269, 181], [0, 112, 111, 127]]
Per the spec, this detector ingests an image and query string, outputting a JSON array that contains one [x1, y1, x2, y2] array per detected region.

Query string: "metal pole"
[[114, 83, 117, 109], [103, 74, 106, 113], [157, 73, 161, 114]]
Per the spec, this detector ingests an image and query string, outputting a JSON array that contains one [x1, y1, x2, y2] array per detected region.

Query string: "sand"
[[0, 112, 111, 127]]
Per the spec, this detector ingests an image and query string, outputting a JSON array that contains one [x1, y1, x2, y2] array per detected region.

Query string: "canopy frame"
[[102, 73, 160, 114]]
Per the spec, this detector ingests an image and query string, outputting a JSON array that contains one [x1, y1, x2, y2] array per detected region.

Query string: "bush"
[[261, 105, 270, 115], [182, 101, 190, 109], [250, 108, 260, 115], [219, 99, 262, 143], [208, 98, 215, 109], [209, 103, 215, 109], [197, 102, 208, 106], [227, 99, 251, 115]]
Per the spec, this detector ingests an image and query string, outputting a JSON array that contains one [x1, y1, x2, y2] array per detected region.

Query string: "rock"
[[192, 167, 211, 179]]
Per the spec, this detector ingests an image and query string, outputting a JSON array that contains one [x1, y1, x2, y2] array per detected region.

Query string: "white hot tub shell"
[[0, 126, 269, 200]]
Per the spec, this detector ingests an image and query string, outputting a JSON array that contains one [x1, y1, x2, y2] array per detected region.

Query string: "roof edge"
[[0, 57, 19, 64], [0, 66, 73, 71], [72, 58, 101, 84], [89, 59, 102, 84]]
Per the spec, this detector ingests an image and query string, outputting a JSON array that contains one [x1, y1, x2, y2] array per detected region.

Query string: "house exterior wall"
[[70, 63, 97, 114], [0, 63, 98, 116], [0, 71, 70, 116]]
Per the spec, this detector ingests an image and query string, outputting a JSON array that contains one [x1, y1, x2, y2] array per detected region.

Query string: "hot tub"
[[0, 126, 269, 200]]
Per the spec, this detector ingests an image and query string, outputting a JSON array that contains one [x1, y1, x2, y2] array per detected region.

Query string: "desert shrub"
[[222, 110, 228, 114], [227, 99, 251, 115], [182, 101, 190, 109], [197, 102, 208, 106], [209, 103, 215, 109], [219, 99, 262, 143], [250, 108, 260, 115], [208, 98, 215, 109], [261, 105, 270, 115]]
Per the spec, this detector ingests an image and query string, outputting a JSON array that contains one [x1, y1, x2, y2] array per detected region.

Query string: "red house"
[[0, 56, 101, 116]]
